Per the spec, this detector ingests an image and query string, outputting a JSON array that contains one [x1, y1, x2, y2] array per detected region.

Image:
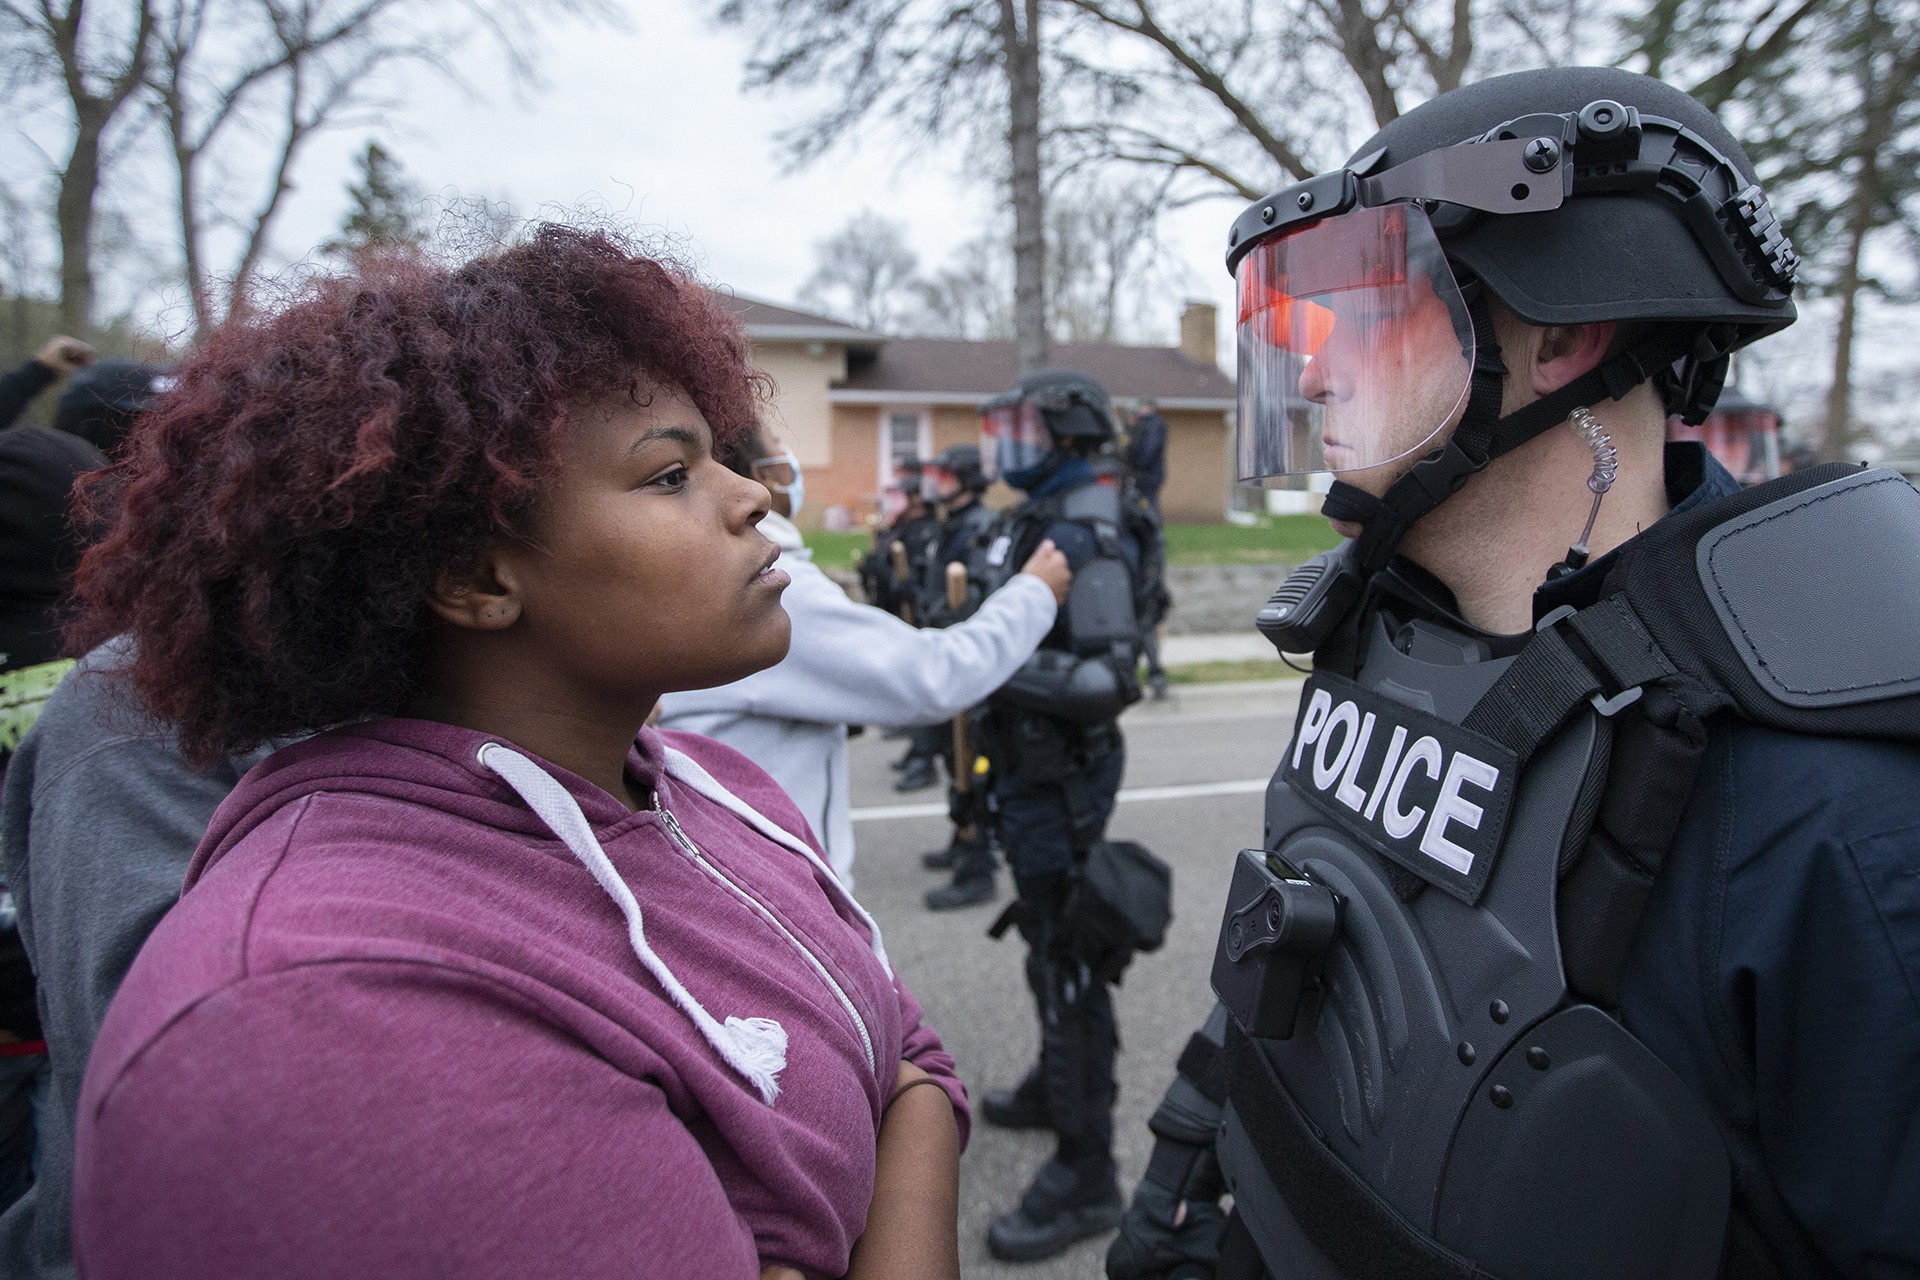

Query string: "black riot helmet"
[[980, 368, 1114, 483], [923, 443, 988, 500], [1227, 67, 1799, 599]]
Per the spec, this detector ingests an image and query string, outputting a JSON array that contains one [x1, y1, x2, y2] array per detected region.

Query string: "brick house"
[[718, 294, 1238, 529]]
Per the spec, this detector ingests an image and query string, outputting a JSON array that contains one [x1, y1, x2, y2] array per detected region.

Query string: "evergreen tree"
[[323, 144, 426, 258]]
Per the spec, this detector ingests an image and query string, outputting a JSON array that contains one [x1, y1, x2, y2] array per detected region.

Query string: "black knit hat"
[[53, 358, 170, 455]]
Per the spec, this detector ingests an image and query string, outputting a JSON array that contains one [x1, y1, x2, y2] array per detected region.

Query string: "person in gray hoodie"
[[0, 640, 269, 1280]]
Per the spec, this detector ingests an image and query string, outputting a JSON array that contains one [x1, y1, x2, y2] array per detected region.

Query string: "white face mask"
[[754, 450, 804, 520]]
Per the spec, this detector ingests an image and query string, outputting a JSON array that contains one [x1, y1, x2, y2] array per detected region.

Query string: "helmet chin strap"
[[1321, 291, 1714, 578]]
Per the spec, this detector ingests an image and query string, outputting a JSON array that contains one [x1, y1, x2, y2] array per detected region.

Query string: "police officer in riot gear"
[[1111, 67, 1920, 1280], [918, 443, 1006, 910], [975, 368, 1147, 1262]]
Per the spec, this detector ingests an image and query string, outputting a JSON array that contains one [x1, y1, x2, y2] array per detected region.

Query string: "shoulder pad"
[[1061, 482, 1122, 527], [1697, 468, 1920, 709]]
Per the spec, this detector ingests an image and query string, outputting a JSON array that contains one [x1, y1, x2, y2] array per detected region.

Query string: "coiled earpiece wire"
[[1549, 404, 1619, 579]]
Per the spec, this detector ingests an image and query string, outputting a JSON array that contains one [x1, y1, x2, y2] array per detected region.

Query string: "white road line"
[[851, 775, 1271, 823]]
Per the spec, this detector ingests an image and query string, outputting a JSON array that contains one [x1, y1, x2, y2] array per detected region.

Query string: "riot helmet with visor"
[[922, 443, 988, 501], [979, 369, 1114, 483], [1227, 67, 1797, 493]]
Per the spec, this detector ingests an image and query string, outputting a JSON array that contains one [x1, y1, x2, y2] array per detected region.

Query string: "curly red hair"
[[69, 225, 765, 764]]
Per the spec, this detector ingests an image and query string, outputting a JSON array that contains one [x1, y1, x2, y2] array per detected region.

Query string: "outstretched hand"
[[33, 335, 96, 375], [1019, 539, 1071, 606]]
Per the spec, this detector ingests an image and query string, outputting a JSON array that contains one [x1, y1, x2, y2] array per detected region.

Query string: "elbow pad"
[[993, 649, 1138, 725]]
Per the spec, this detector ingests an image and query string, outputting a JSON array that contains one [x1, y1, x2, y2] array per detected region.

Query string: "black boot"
[[986, 1155, 1123, 1262], [924, 832, 997, 910], [924, 872, 994, 910], [920, 845, 957, 870], [980, 1063, 1051, 1130], [892, 756, 938, 791]]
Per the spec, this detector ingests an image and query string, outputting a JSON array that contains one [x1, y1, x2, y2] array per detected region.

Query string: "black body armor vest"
[[1212, 465, 1920, 1280]]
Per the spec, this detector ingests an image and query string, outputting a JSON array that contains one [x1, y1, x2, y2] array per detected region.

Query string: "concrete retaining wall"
[[821, 560, 1298, 637], [1160, 562, 1297, 635]]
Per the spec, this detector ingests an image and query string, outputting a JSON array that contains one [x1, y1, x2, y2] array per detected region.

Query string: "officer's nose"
[[1299, 350, 1340, 404]]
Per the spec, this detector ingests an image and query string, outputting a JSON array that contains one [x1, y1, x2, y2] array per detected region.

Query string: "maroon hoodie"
[[73, 718, 966, 1279]]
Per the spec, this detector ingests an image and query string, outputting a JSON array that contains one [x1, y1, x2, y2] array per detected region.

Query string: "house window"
[[879, 408, 932, 486]]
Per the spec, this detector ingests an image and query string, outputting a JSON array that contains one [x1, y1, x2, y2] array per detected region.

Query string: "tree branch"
[[1059, 0, 1314, 179]]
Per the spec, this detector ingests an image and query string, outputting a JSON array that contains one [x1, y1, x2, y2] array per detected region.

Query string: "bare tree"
[[2, 0, 615, 340], [151, 0, 614, 337], [998, 0, 1047, 368], [797, 209, 921, 331], [1054, 0, 1833, 206], [1, 0, 158, 336], [909, 232, 1015, 339], [1800, 0, 1920, 460], [1050, 0, 1478, 199], [1047, 169, 1173, 342], [1623, 0, 1919, 459], [714, 0, 1065, 370]]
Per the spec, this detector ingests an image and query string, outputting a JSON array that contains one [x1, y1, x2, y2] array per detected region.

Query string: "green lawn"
[[1165, 657, 1304, 684], [803, 531, 879, 569], [1161, 515, 1339, 565], [805, 514, 1336, 569]]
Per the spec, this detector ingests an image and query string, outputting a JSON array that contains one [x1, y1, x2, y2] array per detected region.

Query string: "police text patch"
[[1283, 672, 1517, 903]]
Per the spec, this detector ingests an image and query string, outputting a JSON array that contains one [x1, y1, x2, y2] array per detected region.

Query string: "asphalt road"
[[845, 678, 1305, 1279]]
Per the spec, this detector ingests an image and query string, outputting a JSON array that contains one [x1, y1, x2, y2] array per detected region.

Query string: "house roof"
[[710, 291, 881, 346], [831, 337, 1235, 409]]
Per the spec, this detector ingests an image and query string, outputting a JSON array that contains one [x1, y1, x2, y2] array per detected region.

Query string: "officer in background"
[[1122, 398, 1167, 512], [859, 457, 937, 625], [973, 369, 1146, 1262], [917, 443, 1006, 910], [1109, 67, 1919, 1280], [860, 459, 948, 789]]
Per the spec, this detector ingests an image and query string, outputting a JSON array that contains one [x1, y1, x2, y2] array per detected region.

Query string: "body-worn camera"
[[1210, 848, 1342, 1039]]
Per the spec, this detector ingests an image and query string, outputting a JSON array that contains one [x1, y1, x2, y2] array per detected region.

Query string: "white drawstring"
[[663, 746, 892, 978], [477, 742, 789, 1105]]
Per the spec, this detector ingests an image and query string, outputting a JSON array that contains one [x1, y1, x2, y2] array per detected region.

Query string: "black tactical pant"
[[995, 718, 1125, 1170]]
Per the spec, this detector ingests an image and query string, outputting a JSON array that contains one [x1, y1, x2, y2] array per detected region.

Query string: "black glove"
[[1107, 1178, 1227, 1280]]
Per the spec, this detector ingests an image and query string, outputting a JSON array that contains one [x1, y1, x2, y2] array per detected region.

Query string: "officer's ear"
[[1530, 321, 1617, 398]]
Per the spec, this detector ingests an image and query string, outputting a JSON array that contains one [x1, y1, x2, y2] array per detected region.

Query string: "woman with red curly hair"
[[65, 227, 964, 1280]]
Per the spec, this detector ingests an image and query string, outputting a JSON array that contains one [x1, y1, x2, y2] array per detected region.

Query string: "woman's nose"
[[731, 465, 772, 527]]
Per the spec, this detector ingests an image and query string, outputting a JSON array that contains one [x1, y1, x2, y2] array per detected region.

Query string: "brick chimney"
[[1179, 301, 1218, 368]]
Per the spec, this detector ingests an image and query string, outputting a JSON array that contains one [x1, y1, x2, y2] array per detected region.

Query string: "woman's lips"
[[752, 556, 790, 591]]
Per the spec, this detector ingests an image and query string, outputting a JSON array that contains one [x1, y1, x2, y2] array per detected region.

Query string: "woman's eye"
[[648, 465, 690, 491]]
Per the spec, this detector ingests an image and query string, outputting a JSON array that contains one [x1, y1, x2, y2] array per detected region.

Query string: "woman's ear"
[[426, 550, 522, 632], [1532, 321, 1617, 397]]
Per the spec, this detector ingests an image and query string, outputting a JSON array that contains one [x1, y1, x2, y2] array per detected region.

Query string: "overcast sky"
[[10, 1, 1909, 446], [3, 0, 1239, 352]]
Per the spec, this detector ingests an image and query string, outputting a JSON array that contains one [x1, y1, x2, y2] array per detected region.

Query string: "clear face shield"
[[879, 482, 908, 524], [920, 463, 961, 503], [979, 401, 1051, 482], [1235, 203, 1476, 483]]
